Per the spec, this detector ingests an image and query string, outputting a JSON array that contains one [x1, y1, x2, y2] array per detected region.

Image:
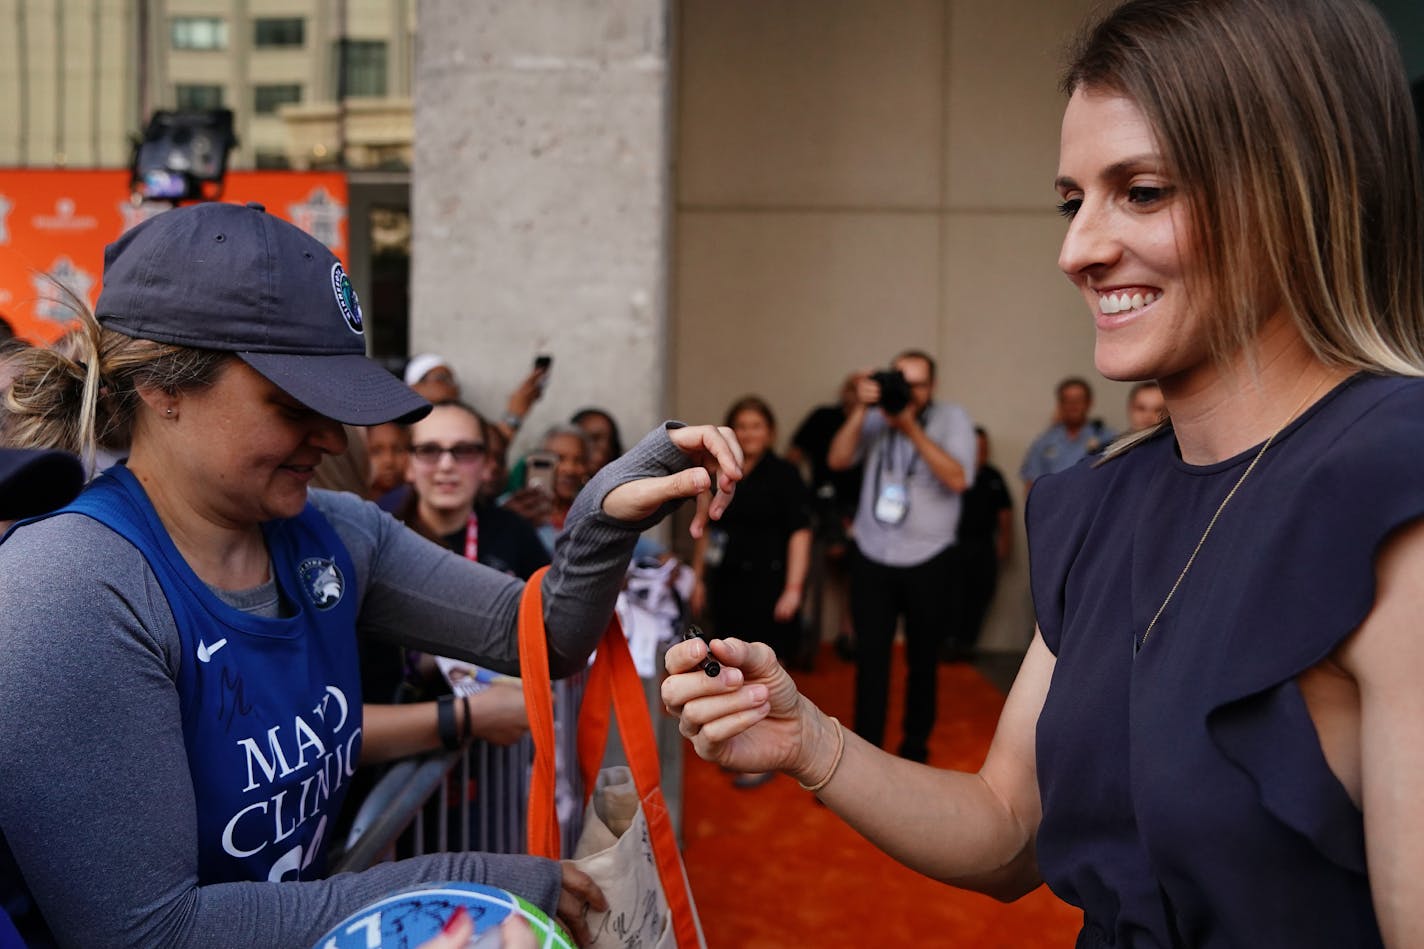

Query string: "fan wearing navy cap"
[[0, 201, 745, 949]]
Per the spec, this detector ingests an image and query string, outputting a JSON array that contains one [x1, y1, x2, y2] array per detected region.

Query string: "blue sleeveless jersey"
[[56, 465, 364, 884]]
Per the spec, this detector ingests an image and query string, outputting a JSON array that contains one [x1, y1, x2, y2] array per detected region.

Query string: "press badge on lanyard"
[[874, 481, 909, 525], [872, 422, 923, 526]]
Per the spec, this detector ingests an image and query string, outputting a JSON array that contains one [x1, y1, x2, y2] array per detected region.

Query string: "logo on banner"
[[30, 257, 95, 322], [287, 187, 346, 251], [32, 198, 97, 232], [0, 194, 11, 244]]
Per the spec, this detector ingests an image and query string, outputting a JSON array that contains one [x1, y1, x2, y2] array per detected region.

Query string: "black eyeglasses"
[[410, 441, 487, 465]]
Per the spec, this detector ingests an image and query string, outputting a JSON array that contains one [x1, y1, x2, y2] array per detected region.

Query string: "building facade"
[[0, 0, 414, 171]]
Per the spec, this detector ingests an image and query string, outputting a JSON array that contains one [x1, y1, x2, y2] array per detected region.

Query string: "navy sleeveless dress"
[[1027, 374, 1424, 947]]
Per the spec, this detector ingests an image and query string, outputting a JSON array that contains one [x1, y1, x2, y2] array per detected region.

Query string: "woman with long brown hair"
[[663, 1, 1424, 944]]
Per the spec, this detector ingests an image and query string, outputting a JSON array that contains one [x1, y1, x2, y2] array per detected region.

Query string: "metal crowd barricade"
[[332, 672, 587, 874]]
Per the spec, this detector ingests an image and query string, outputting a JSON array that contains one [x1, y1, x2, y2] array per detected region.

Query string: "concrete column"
[[412, 0, 674, 453]]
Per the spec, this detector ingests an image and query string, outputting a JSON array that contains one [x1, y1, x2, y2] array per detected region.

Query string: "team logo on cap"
[[299, 557, 345, 610], [331, 263, 363, 336]]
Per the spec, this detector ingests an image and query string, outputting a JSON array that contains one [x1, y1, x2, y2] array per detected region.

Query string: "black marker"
[[682, 624, 721, 677]]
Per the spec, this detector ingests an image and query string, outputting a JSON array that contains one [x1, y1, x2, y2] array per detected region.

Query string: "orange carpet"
[[680, 646, 1082, 947]]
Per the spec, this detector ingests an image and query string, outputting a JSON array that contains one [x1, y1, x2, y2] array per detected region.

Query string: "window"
[[340, 40, 388, 97], [175, 84, 224, 111], [171, 17, 227, 50], [253, 84, 302, 115], [254, 17, 305, 48]]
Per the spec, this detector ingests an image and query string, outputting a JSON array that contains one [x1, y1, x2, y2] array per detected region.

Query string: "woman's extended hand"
[[601, 425, 744, 538], [556, 861, 607, 947], [661, 636, 829, 780]]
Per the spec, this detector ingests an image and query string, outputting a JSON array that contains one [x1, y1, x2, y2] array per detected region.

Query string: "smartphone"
[[526, 450, 557, 494], [533, 354, 552, 395]]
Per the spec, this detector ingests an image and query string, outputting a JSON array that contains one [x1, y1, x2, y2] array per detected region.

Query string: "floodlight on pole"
[[128, 110, 238, 204]]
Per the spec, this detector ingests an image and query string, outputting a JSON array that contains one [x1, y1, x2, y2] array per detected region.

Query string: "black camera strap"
[[871, 403, 933, 492]]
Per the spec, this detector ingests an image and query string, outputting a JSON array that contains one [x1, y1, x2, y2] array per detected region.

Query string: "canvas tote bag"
[[518, 568, 705, 949]]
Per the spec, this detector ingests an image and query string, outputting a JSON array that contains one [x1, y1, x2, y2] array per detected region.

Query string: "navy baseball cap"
[[94, 201, 430, 426], [0, 448, 84, 521]]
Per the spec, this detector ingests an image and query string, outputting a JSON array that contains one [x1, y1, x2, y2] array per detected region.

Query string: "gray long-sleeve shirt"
[[0, 423, 693, 949]]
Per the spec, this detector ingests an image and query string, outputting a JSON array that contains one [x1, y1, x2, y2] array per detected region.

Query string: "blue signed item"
[[309, 883, 574, 949]]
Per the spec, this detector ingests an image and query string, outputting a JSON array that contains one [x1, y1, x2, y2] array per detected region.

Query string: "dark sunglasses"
[[410, 441, 487, 464]]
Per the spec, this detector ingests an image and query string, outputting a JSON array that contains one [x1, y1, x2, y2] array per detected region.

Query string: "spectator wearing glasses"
[[355, 403, 544, 761], [399, 403, 549, 581]]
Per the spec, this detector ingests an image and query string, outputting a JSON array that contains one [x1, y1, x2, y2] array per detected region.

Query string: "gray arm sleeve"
[[321, 422, 694, 678]]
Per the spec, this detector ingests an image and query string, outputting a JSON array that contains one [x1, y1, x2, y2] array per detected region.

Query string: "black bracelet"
[[461, 694, 472, 743], [436, 694, 459, 750]]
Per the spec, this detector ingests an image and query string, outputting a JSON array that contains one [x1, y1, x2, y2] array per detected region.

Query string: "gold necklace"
[[1134, 377, 1329, 655]]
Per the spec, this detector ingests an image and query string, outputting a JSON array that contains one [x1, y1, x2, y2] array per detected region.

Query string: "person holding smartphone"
[[492, 355, 553, 443], [525, 425, 591, 555]]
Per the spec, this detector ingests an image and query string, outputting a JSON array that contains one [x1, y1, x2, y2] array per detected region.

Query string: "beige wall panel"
[[247, 115, 288, 152], [58, 12, 97, 164], [673, 211, 941, 443], [250, 1, 318, 14], [167, 1, 235, 15], [941, 212, 1130, 444], [0, 2, 24, 164], [940, 210, 1132, 650], [678, 0, 945, 209], [249, 50, 315, 79], [348, 0, 394, 35], [943, 0, 1100, 209], [168, 51, 234, 84], [167, 0, 236, 12], [22, 5, 58, 164], [98, 3, 136, 166]]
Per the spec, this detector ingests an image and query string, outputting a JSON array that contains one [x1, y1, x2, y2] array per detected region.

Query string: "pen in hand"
[[682, 624, 721, 677]]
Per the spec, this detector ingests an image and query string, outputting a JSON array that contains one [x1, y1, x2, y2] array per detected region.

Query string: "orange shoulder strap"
[[517, 567, 702, 947]]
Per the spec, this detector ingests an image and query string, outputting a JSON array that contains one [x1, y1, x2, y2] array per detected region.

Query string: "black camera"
[[870, 369, 913, 416]]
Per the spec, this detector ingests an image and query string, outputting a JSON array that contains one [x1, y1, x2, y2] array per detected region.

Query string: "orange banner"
[[0, 170, 349, 345]]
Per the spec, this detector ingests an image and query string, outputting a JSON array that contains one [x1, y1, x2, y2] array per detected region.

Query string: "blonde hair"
[[1066, 0, 1424, 461], [0, 306, 229, 473]]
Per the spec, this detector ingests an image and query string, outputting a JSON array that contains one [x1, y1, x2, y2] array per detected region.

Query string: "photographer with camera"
[[827, 350, 976, 762]]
